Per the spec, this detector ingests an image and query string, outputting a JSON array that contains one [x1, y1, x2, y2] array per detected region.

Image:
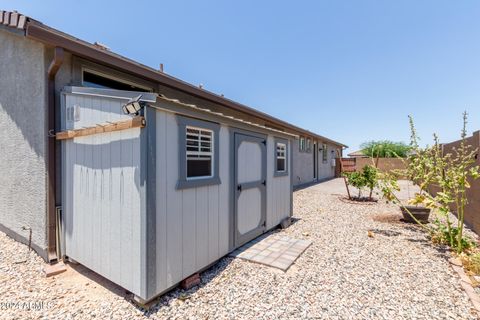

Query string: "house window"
[[322, 143, 328, 162], [82, 70, 151, 92], [177, 116, 221, 189], [300, 137, 305, 152], [306, 138, 311, 152], [274, 138, 289, 177], [186, 127, 213, 178]]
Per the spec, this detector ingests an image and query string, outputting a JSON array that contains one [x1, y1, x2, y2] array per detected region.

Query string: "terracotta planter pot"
[[400, 206, 431, 223]]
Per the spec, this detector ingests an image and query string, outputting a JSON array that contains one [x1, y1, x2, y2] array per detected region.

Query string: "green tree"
[[345, 165, 378, 200], [380, 112, 480, 253], [360, 140, 411, 158]]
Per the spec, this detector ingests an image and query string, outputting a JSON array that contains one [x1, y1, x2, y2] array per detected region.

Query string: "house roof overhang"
[[1, 9, 347, 148]]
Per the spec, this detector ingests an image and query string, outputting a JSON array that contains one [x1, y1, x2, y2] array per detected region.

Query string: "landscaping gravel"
[[0, 178, 478, 319]]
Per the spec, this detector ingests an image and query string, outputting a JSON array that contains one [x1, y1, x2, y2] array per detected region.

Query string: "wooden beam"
[[56, 116, 145, 140]]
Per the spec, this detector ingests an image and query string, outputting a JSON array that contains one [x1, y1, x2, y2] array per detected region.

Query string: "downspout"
[[46, 47, 64, 262]]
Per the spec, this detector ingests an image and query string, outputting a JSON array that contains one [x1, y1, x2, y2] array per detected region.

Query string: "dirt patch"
[[338, 196, 378, 205], [371, 213, 404, 224]]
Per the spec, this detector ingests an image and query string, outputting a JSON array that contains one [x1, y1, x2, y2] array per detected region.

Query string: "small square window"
[[176, 116, 221, 189], [276, 143, 287, 172], [275, 139, 289, 177], [186, 127, 213, 179]]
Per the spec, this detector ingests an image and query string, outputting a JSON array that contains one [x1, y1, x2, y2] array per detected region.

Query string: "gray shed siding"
[[61, 93, 144, 296], [60, 90, 292, 301], [0, 27, 48, 257], [266, 135, 291, 230], [152, 110, 231, 294], [151, 108, 291, 298]]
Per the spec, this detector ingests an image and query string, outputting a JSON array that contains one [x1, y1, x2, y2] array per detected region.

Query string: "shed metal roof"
[[1, 9, 346, 147], [63, 86, 296, 137], [156, 94, 298, 138]]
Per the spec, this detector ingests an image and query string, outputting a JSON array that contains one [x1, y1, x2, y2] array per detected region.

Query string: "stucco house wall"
[[0, 26, 48, 257], [293, 139, 341, 187], [292, 139, 314, 186], [318, 143, 339, 180]]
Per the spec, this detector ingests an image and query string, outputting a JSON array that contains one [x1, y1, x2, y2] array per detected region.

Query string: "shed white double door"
[[234, 132, 267, 247]]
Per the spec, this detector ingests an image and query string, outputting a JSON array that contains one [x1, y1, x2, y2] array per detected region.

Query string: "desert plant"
[[345, 171, 366, 198], [380, 112, 480, 253], [461, 252, 480, 275], [361, 140, 411, 158], [431, 218, 475, 251], [345, 165, 378, 200], [363, 165, 379, 200]]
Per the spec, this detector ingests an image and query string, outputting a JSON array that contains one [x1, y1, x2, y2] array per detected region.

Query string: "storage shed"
[[59, 87, 294, 302]]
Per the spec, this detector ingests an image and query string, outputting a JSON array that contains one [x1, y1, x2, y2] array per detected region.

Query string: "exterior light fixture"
[[122, 94, 144, 115]]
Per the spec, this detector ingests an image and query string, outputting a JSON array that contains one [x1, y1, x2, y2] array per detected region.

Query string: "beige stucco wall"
[[355, 157, 407, 173], [437, 131, 480, 235]]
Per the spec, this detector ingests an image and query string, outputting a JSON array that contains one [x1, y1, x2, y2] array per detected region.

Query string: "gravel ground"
[[0, 178, 478, 319]]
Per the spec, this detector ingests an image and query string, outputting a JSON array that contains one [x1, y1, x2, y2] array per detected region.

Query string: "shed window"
[[322, 143, 328, 162], [306, 138, 311, 152], [186, 127, 213, 178], [276, 143, 287, 172], [176, 116, 221, 189], [274, 138, 289, 177]]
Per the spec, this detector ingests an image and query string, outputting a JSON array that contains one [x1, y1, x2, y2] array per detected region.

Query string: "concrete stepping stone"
[[230, 234, 312, 271]]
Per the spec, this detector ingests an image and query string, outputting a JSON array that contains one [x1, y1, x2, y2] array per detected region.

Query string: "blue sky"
[[3, 1, 480, 152]]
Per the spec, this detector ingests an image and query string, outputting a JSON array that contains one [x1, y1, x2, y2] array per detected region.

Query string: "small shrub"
[[379, 112, 480, 253], [345, 171, 366, 197], [431, 219, 475, 251], [345, 165, 378, 199], [462, 252, 480, 275]]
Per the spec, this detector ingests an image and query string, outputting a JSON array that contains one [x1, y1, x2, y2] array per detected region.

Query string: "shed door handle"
[[237, 184, 242, 192]]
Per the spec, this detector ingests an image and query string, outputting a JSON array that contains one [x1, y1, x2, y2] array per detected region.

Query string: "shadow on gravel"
[[140, 257, 234, 316], [67, 256, 234, 316], [141, 226, 293, 315], [370, 228, 402, 237], [371, 213, 403, 224], [290, 217, 301, 226], [406, 238, 429, 243], [68, 263, 130, 297]]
